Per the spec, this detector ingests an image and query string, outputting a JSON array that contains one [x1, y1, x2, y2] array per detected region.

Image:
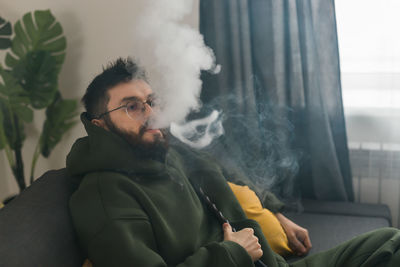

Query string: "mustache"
[[139, 121, 149, 136], [139, 120, 168, 137]]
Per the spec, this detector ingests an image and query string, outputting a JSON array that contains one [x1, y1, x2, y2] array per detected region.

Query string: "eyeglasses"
[[96, 98, 157, 120]]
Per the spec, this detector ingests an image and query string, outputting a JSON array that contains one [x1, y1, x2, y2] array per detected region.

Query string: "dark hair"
[[82, 57, 148, 120]]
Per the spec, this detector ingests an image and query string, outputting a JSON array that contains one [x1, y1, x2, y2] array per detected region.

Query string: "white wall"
[[0, 0, 200, 200]]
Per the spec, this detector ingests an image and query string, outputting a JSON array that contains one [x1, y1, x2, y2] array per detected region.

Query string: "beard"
[[104, 115, 169, 162]]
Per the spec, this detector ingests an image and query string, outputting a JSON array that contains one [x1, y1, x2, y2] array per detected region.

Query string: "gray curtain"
[[199, 0, 354, 202]]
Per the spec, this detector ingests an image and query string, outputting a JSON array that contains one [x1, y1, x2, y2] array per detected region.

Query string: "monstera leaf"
[[0, 99, 26, 150], [12, 50, 58, 109], [5, 10, 66, 72], [0, 68, 27, 98], [0, 10, 76, 193], [40, 93, 78, 157], [0, 16, 12, 50], [0, 69, 33, 123], [0, 69, 31, 150]]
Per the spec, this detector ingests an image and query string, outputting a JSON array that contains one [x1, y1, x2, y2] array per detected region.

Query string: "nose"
[[142, 102, 154, 117]]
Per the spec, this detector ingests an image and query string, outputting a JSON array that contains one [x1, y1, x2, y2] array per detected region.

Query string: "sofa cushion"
[[286, 212, 390, 255], [301, 199, 392, 224], [284, 200, 391, 263], [0, 169, 84, 267]]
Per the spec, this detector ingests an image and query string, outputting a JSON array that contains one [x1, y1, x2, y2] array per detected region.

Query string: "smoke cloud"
[[132, 1, 301, 206], [133, 0, 220, 134], [170, 110, 224, 148], [192, 93, 302, 209]]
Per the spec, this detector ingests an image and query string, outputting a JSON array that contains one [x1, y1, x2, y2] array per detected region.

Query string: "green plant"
[[0, 10, 78, 193]]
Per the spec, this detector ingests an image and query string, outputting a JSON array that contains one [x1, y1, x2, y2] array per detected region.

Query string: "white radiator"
[[349, 142, 400, 227]]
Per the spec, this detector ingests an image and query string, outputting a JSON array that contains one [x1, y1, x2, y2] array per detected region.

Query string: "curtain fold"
[[199, 0, 354, 201]]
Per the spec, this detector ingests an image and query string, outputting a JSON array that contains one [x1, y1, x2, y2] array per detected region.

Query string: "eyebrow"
[[119, 96, 140, 105], [119, 93, 155, 105]]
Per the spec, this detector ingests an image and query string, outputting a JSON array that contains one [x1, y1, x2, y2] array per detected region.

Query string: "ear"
[[91, 119, 109, 130]]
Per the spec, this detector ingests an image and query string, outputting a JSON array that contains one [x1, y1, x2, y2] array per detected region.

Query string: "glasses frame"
[[95, 98, 155, 120]]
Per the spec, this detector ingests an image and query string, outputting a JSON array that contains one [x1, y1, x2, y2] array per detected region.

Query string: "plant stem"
[[5, 103, 26, 191], [2, 102, 25, 191], [30, 136, 41, 184], [11, 114, 26, 191], [0, 100, 16, 185], [12, 146, 26, 191], [0, 127, 15, 169]]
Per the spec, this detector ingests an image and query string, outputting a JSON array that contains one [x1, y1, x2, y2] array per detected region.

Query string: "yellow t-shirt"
[[228, 182, 292, 255]]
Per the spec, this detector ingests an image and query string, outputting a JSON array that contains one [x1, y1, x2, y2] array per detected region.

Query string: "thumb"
[[223, 223, 232, 238]]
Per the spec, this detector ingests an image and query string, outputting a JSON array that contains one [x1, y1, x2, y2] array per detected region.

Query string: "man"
[[68, 58, 400, 267]]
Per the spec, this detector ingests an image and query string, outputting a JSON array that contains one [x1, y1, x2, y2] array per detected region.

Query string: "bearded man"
[[68, 58, 400, 267]]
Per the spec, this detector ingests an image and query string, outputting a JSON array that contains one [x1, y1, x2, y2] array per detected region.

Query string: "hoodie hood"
[[66, 113, 167, 179]]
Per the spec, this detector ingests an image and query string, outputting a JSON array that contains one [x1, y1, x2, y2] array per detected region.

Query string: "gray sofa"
[[0, 169, 392, 266]]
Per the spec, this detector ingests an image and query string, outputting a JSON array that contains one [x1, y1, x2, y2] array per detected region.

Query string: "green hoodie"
[[67, 113, 287, 267]]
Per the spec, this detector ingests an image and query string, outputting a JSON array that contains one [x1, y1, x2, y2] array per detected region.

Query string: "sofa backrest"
[[0, 169, 84, 267]]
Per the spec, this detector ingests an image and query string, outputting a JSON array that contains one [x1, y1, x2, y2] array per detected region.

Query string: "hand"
[[275, 213, 312, 256], [223, 223, 263, 261]]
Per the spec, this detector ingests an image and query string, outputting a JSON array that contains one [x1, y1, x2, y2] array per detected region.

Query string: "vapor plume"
[[132, 1, 301, 206], [133, 0, 219, 134], [170, 110, 224, 148]]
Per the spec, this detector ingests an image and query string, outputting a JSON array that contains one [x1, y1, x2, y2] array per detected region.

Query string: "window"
[[336, 0, 400, 145]]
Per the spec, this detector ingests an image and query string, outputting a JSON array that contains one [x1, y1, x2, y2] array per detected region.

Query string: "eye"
[[126, 101, 140, 112]]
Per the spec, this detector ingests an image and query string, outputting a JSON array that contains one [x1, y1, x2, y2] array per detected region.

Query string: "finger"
[[244, 228, 254, 234], [248, 238, 261, 249], [303, 233, 312, 251], [254, 247, 263, 261], [257, 246, 264, 259], [289, 236, 307, 255], [223, 223, 232, 241], [297, 230, 312, 252], [248, 243, 263, 261], [222, 223, 232, 234]]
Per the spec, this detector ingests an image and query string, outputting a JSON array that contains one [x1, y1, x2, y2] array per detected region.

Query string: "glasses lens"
[[125, 100, 143, 119], [149, 98, 160, 110], [125, 98, 159, 121]]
